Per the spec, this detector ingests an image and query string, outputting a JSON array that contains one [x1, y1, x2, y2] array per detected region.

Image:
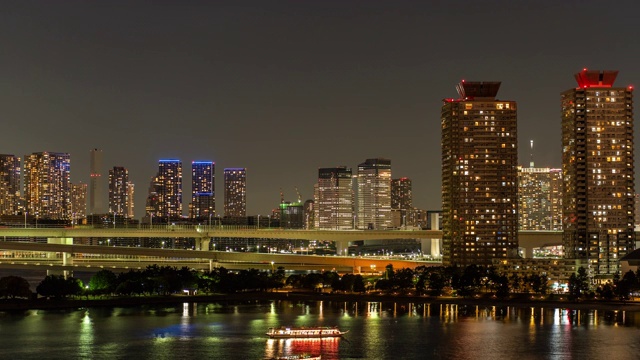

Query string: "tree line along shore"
[[1, 264, 640, 311]]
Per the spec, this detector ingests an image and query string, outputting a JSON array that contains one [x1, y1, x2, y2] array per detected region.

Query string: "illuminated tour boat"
[[266, 326, 348, 339], [269, 355, 321, 360]]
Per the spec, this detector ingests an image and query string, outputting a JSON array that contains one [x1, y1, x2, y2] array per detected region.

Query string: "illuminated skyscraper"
[[24, 152, 71, 220], [157, 159, 182, 219], [191, 161, 215, 220], [109, 166, 134, 217], [314, 166, 354, 230], [561, 69, 635, 277], [441, 81, 518, 266], [518, 167, 562, 230], [127, 182, 135, 218], [89, 148, 104, 214], [70, 182, 87, 221], [224, 168, 246, 217], [145, 175, 160, 217], [391, 177, 412, 227], [357, 158, 392, 230], [0, 154, 21, 216]]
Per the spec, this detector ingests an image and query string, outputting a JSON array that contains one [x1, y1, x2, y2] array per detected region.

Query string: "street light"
[[270, 261, 275, 273]]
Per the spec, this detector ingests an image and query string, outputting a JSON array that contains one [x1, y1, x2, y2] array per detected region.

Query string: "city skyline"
[[1, 1, 639, 217]]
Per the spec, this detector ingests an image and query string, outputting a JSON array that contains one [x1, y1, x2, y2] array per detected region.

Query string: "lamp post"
[[258, 215, 260, 229], [24, 212, 27, 228], [270, 261, 275, 273]]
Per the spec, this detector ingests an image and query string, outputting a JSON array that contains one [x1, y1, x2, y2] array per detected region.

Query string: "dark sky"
[[2, 1, 639, 218]]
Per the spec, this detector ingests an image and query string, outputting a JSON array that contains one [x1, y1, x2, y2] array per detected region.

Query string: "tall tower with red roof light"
[[561, 69, 635, 278]]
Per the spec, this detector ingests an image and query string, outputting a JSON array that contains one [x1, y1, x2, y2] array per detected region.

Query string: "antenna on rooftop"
[[530, 140, 535, 168]]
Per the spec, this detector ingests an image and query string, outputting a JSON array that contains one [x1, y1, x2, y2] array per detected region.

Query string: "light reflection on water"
[[1, 301, 640, 359]]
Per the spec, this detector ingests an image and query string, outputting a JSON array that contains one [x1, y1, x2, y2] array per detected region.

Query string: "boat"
[[266, 326, 348, 339], [267, 355, 321, 360]]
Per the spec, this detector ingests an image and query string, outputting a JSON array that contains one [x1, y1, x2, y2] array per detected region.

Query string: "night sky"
[[2, 1, 639, 218]]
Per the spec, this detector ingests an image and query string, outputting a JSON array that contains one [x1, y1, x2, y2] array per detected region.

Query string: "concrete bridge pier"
[[421, 238, 442, 259], [334, 240, 350, 256], [46, 237, 73, 277], [196, 238, 211, 251]]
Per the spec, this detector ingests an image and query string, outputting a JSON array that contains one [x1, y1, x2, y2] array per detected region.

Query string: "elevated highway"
[[0, 226, 568, 258], [0, 239, 437, 274]]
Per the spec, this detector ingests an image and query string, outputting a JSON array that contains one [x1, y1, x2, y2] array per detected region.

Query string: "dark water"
[[1, 301, 640, 360]]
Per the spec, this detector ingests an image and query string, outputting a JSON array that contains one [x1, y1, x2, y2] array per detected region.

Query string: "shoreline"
[[2, 292, 640, 312]]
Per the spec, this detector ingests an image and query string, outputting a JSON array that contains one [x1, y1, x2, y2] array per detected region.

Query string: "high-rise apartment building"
[[357, 158, 392, 230], [441, 81, 518, 266], [224, 168, 246, 217], [191, 161, 215, 220], [0, 154, 21, 216], [127, 182, 135, 218], [89, 148, 104, 214], [314, 166, 354, 230], [391, 177, 412, 227], [70, 182, 87, 220], [157, 159, 182, 219], [518, 167, 563, 230], [24, 152, 71, 220], [561, 69, 635, 277], [145, 176, 160, 217], [109, 166, 134, 217]]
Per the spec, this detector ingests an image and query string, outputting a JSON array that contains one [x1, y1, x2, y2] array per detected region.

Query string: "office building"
[[24, 152, 71, 220], [157, 159, 183, 219], [0, 154, 21, 216], [304, 199, 315, 229], [224, 168, 246, 217], [561, 69, 635, 277], [280, 201, 304, 229], [314, 166, 354, 230], [518, 167, 563, 230], [441, 81, 519, 266], [357, 158, 392, 230], [191, 161, 215, 220]]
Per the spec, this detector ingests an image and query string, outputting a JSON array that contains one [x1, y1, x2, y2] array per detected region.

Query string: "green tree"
[[353, 275, 366, 293], [0, 276, 32, 299], [494, 275, 510, 299], [614, 271, 638, 300], [36, 275, 83, 299], [568, 267, 590, 300], [88, 269, 117, 296]]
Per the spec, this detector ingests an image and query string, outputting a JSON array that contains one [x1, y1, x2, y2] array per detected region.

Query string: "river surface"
[[1, 300, 640, 360]]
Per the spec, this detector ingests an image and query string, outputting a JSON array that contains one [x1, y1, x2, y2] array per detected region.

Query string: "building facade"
[[157, 159, 183, 219], [109, 166, 134, 217], [357, 158, 392, 230], [441, 81, 519, 266], [89, 148, 104, 214], [70, 182, 87, 221], [314, 166, 354, 230], [561, 69, 635, 277], [24, 152, 71, 220], [191, 161, 215, 221], [391, 177, 412, 228], [0, 154, 21, 216], [224, 168, 246, 218], [518, 167, 563, 230]]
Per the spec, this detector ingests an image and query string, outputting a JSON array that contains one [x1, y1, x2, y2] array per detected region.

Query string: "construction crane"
[[280, 188, 284, 204], [294, 187, 302, 203]]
